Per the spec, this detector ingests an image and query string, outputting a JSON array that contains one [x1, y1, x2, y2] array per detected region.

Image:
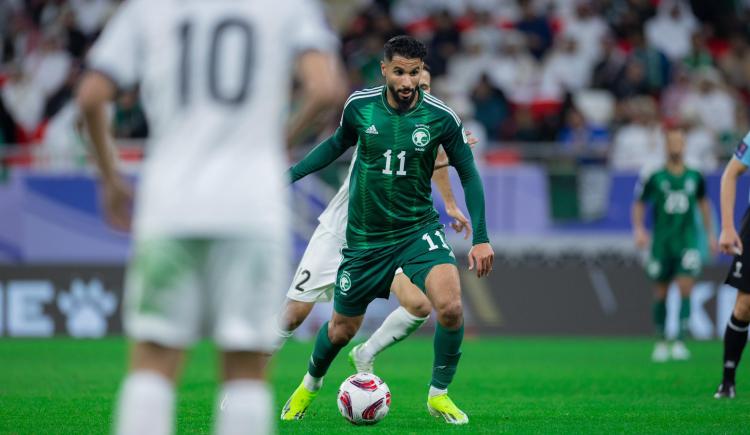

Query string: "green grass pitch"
[[0, 337, 745, 434]]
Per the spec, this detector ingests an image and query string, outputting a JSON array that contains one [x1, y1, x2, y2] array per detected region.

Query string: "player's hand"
[[708, 234, 719, 256], [468, 242, 494, 278], [465, 130, 478, 149], [445, 205, 472, 240], [101, 177, 133, 231], [719, 227, 743, 256], [633, 227, 650, 249]]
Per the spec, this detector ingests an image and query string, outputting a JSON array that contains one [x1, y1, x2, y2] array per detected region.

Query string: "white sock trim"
[[429, 386, 447, 398], [728, 319, 750, 332], [399, 306, 430, 322], [303, 372, 323, 392]]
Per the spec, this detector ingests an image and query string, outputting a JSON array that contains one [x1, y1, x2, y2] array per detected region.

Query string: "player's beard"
[[668, 153, 682, 164], [388, 84, 416, 111]]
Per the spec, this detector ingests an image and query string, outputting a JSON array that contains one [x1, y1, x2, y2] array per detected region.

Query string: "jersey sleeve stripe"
[[339, 90, 381, 125], [343, 86, 383, 107], [424, 97, 460, 126]]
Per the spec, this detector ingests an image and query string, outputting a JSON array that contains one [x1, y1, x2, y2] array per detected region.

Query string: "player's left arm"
[[442, 122, 493, 278], [432, 147, 471, 240], [697, 174, 718, 254]]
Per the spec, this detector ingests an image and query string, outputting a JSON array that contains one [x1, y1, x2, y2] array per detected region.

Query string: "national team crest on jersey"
[[339, 270, 352, 293], [412, 127, 431, 151]]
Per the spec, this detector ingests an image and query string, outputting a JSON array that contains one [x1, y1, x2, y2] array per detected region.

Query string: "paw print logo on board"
[[57, 279, 118, 338]]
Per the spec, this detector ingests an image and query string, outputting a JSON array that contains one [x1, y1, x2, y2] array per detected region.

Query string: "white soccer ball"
[[337, 372, 391, 425]]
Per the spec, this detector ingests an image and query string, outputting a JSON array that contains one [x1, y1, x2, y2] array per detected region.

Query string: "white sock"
[[215, 380, 272, 435], [115, 371, 175, 435], [272, 314, 295, 352], [360, 306, 428, 361], [429, 386, 447, 398], [302, 372, 323, 392]]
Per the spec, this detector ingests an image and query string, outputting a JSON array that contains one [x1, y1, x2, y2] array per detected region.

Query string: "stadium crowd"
[[1, 0, 750, 171]]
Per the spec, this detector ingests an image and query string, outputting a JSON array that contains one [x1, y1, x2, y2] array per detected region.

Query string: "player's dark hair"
[[422, 63, 431, 73], [384, 35, 427, 62]]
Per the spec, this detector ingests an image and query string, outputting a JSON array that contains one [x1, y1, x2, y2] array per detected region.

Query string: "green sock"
[[308, 322, 345, 378], [678, 297, 690, 340], [652, 300, 667, 340], [431, 323, 464, 389]]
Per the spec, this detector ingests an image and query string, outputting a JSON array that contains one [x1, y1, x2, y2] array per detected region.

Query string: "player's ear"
[[380, 60, 386, 78]]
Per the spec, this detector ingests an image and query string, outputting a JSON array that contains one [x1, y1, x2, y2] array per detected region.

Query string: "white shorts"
[[286, 225, 344, 303], [286, 225, 403, 303], [124, 236, 287, 351]]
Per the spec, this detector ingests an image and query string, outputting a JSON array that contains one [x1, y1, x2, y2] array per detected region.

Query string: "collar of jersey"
[[380, 86, 424, 116]]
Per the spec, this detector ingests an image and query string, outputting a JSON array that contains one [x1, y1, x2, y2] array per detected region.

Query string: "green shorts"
[[334, 223, 456, 316], [646, 238, 701, 282]]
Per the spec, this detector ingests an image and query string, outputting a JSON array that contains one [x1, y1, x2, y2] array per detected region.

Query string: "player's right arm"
[[631, 172, 653, 249], [286, 53, 346, 148], [289, 98, 359, 182], [76, 0, 140, 231], [720, 157, 748, 255]]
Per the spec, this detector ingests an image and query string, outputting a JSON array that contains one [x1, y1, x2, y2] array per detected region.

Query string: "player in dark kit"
[[715, 130, 750, 399], [632, 127, 715, 362], [280, 36, 494, 424]]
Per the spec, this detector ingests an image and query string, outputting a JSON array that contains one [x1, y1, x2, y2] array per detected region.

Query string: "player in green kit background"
[[280, 35, 494, 425], [632, 126, 716, 362]]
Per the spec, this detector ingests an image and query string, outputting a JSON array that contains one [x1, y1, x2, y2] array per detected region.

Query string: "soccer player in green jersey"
[[632, 126, 716, 362], [280, 36, 494, 425]]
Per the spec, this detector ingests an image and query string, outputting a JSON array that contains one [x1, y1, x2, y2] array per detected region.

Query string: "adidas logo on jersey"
[[365, 125, 379, 135]]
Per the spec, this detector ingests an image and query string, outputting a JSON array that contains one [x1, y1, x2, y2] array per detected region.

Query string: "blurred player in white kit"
[[76, 0, 344, 434]]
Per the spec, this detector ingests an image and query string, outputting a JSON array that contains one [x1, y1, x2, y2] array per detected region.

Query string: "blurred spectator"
[[3, 12, 41, 64], [645, 0, 698, 61], [612, 60, 649, 99], [60, 8, 88, 59], [591, 35, 627, 91], [604, 0, 656, 39], [516, 0, 553, 60], [540, 35, 592, 99], [446, 30, 496, 96], [470, 74, 509, 142], [717, 33, 750, 92], [23, 31, 71, 97], [561, 1, 609, 64], [460, 10, 502, 54], [425, 10, 460, 77], [0, 63, 46, 139], [485, 31, 539, 103], [610, 96, 665, 170], [557, 107, 610, 157], [504, 105, 541, 142], [629, 30, 671, 94], [681, 68, 736, 140], [682, 30, 714, 72], [660, 67, 692, 121], [346, 34, 384, 89], [679, 108, 718, 172]]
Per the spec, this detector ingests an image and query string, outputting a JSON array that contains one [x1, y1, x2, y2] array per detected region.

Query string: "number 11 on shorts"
[[422, 231, 449, 251]]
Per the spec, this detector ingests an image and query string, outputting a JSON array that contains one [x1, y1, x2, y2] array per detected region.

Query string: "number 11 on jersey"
[[382, 149, 407, 176]]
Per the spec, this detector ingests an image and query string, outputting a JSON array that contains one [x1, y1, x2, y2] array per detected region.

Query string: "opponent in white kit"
[[278, 66, 478, 372], [76, 0, 344, 433]]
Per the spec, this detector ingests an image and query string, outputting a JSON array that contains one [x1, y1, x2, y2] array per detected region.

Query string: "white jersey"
[[317, 150, 356, 239], [87, 0, 338, 238]]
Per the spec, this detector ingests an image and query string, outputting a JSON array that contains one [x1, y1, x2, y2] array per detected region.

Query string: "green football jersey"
[[636, 166, 706, 243], [291, 86, 488, 249]]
